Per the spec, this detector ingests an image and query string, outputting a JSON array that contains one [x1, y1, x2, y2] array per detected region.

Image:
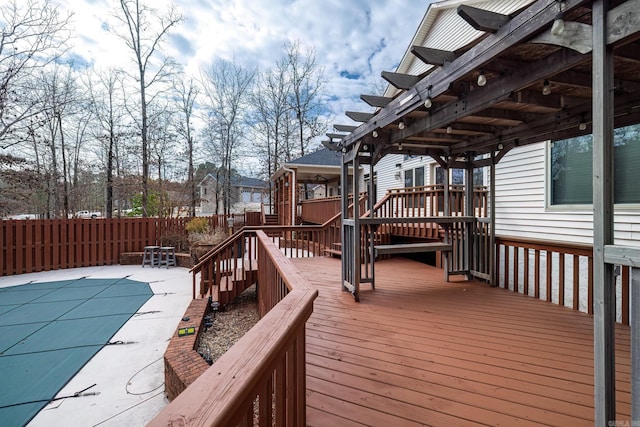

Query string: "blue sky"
[[55, 0, 428, 137]]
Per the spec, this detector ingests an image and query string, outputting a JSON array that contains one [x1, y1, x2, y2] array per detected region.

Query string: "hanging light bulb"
[[577, 113, 587, 131], [551, 15, 564, 35], [446, 125, 453, 134], [398, 121, 405, 130], [477, 70, 487, 87], [542, 79, 551, 95], [398, 142, 403, 150], [551, 1, 565, 35], [424, 85, 433, 109], [372, 130, 378, 138]]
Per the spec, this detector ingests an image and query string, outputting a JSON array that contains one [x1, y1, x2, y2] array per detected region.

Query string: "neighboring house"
[[271, 148, 364, 225], [198, 173, 268, 215]]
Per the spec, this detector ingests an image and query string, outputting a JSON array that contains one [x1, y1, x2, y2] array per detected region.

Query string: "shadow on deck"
[[293, 256, 631, 426]]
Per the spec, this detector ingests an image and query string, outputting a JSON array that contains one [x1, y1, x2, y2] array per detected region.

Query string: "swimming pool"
[[0, 277, 153, 426]]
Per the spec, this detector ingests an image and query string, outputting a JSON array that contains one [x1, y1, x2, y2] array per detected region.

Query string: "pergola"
[[324, 0, 640, 423]]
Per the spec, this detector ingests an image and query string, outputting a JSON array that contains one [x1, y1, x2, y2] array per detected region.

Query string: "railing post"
[[592, 0, 616, 423], [632, 268, 640, 421]]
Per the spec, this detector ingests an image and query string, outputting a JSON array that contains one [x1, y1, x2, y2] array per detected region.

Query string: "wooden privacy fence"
[[1, 213, 262, 277], [496, 236, 633, 325], [150, 230, 317, 426]]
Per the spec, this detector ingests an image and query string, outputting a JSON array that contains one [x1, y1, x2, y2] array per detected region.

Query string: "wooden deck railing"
[[149, 230, 318, 426], [366, 185, 487, 240], [496, 236, 633, 325], [300, 193, 367, 225], [375, 185, 488, 218], [191, 207, 346, 300]]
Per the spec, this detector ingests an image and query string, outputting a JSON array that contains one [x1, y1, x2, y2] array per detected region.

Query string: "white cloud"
[[55, 0, 429, 154]]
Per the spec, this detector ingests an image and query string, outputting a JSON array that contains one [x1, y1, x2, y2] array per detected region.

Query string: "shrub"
[[185, 217, 209, 234], [188, 227, 228, 246]]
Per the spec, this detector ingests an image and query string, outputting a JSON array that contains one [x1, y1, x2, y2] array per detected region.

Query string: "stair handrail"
[[192, 194, 368, 274]]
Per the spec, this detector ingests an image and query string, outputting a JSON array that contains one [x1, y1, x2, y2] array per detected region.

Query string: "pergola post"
[[352, 155, 361, 299], [465, 154, 474, 278], [490, 153, 496, 286], [341, 155, 349, 291], [633, 268, 640, 421], [368, 158, 376, 287], [443, 161, 450, 281], [592, 0, 616, 424]]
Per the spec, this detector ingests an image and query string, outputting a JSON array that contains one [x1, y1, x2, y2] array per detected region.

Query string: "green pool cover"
[[0, 277, 153, 426]]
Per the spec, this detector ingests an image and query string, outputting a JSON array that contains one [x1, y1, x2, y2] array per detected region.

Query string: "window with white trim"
[[550, 123, 640, 205]]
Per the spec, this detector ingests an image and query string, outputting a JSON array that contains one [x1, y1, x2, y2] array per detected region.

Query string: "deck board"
[[293, 256, 631, 426]]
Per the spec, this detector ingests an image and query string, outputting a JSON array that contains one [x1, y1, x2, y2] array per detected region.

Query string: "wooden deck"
[[293, 256, 631, 426]]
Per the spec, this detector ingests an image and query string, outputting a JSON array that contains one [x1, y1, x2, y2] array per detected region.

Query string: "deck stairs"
[[211, 259, 258, 307], [263, 214, 279, 225]]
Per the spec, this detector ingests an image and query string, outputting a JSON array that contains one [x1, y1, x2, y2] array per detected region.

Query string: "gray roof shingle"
[[288, 148, 341, 167]]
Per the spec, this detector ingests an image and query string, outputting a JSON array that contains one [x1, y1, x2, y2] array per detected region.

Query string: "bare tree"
[[36, 64, 82, 218], [113, 0, 181, 216], [251, 61, 292, 211], [85, 68, 129, 217], [200, 58, 255, 215], [0, 0, 71, 148], [147, 103, 177, 215], [174, 77, 199, 217], [285, 40, 327, 159]]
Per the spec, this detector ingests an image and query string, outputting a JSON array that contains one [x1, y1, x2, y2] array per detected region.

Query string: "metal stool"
[[158, 246, 177, 268], [142, 246, 160, 267]]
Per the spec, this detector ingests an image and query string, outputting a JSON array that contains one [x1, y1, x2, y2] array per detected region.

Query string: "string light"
[[477, 70, 487, 87], [551, 0, 565, 35]]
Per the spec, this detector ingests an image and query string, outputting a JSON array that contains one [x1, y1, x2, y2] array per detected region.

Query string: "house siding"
[[495, 142, 640, 247], [374, 154, 405, 201]]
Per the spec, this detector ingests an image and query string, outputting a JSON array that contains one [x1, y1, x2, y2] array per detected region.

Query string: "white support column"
[[592, 0, 616, 424]]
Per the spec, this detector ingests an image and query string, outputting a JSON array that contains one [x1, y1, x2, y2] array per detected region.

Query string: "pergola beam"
[[456, 90, 640, 153], [334, 124, 358, 132], [360, 94, 393, 107], [390, 48, 589, 149], [321, 140, 340, 151], [346, 111, 375, 122], [381, 71, 421, 90], [326, 133, 346, 140], [411, 46, 456, 66], [457, 4, 511, 33]]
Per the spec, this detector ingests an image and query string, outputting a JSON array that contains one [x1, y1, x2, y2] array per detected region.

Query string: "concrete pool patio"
[[0, 264, 193, 427]]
